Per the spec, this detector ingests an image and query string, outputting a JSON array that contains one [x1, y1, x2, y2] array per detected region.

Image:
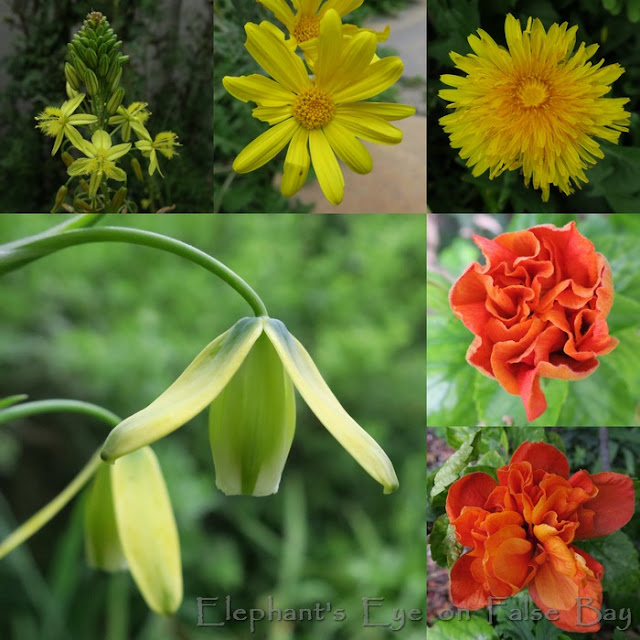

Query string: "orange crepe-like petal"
[[574, 471, 636, 539], [449, 553, 490, 609], [509, 441, 570, 478], [449, 221, 617, 421], [445, 472, 497, 521]]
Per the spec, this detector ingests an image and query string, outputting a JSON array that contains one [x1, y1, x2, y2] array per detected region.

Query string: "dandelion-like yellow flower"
[[135, 132, 180, 176], [223, 10, 415, 205], [35, 93, 98, 156], [439, 14, 631, 201]]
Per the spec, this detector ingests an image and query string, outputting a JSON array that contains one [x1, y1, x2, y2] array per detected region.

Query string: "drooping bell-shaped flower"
[[85, 446, 182, 614], [100, 317, 398, 495]]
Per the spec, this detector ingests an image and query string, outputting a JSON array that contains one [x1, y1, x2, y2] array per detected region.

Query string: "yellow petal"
[[332, 56, 404, 103], [257, 0, 296, 31], [100, 317, 264, 461], [106, 142, 132, 161], [336, 102, 415, 121], [223, 74, 296, 107], [67, 157, 93, 176], [314, 9, 343, 89], [233, 118, 299, 173], [334, 112, 402, 145], [264, 319, 399, 494], [319, 0, 364, 17], [62, 92, 86, 115], [252, 105, 294, 125], [112, 447, 182, 614], [324, 30, 377, 94], [245, 22, 310, 94], [309, 128, 344, 205], [91, 129, 112, 150], [281, 126, 310, 197], [323, 119, 372, 174]]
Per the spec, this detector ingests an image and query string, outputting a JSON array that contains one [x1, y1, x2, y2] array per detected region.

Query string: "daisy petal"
[[223, 74, 296, 107], [335, 113, 403, 144], [100, 317, 263, 461], [326, 30, 377, 94], [309, 128, 344, 205], [320, 0, 364, 17], [314, 9, 344, 88], [257, 0, 296, 31], [264, 318, 399, 494], [336, 102, 415, 121], [233, 118, 299, 173], [112, 447, 182, 614], [332, 56, 404, 103], [244, 23, 310, 94], [281, 126, 310, 197], [252, 105, 294, 125], [323, 119, 372, 174]]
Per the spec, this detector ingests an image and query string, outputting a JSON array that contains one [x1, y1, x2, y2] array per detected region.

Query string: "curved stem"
[[1, 227, 268, 317], [0, 399, 122, 560]]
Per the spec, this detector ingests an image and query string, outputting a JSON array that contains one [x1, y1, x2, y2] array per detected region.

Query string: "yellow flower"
[[35, 93, 98, 155], [439, 14, 630, 202], [135, 131, 180, 176], [100, 316, 399, 496], [67, 129, 131, 198], [258, 0, 389, 50], [223, 10, 415, 205], [108, 102, 152, 142]]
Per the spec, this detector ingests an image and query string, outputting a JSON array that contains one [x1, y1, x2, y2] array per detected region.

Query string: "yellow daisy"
[[223, 10, 415, 206], [439, 14, 630, 202], [257, 0, 388, 45]]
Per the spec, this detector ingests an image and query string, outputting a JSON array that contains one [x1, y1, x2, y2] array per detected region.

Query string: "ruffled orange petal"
[[446, 472, 498, 521], [449, 553, 491, 609], [509, 441, 570, 478]]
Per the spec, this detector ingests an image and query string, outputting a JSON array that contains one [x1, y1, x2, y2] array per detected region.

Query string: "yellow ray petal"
[[313, 9, 343, 88], [323, 119, 372, 174], [336, 102, 415, 121], [233, 118, 299, 173], [223, 74, 296, 106], [257, 0, 297, 31], [334, 112, 403, 145], [309, 128, 344, 205], [332, 56, 404, 103], [281, 126, 310, 196]]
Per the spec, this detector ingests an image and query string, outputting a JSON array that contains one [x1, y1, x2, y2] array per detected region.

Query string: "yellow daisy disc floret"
[[439, 14, 631, 202], [222, 10, 415, 206]]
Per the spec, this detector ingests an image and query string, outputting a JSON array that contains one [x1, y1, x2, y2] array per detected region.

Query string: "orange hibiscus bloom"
[[445, 441, 635, 632], [450, 221, 618, 421]]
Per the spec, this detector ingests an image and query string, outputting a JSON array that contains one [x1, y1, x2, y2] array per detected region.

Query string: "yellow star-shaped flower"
[[135, 132, 180, 176], [108, 102, 152, 142]]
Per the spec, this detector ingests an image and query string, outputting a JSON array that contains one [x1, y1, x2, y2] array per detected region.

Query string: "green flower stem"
[[0, 399, 121, 560], [0, 226, 269, 317]]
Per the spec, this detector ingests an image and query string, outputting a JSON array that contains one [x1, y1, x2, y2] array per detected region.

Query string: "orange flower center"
[[293, 86, 334, 129], [517, 77, 550, 108], [293, 15, 320, 42]]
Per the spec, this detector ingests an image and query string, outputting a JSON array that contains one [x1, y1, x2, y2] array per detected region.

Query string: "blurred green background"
[[0, 0, 213, 213], [0, 214, 425, 639], [428, 0, 640, 213]]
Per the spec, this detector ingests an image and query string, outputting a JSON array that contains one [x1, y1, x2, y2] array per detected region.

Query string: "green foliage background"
[[0, 214, 425, 639], [427, 426, 640, 639], [428, 0, 640, 213], [426, 213, 640, 427], [0, 0, 213, 213]]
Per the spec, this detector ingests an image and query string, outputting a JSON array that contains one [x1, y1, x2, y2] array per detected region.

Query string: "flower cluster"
[[439, 14, 630, 202], [446, 441, 635, 632], [35, 12, 180, 213], [223, 1, 415, 206], [450, 222, 617, 422]]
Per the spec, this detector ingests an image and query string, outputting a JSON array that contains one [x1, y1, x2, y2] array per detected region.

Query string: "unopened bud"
[[65, 62, 81, 90], [98, 53, 110, 77], [131, 157, 143, 182], [109, 67, 123, 93], [109, 187, 127, 212], [106, 87, 125, 115], [51, 185, 68, 213], [85, 69, 99, 96], [66, 81, 79, 100], [61, 151, 74, 167]]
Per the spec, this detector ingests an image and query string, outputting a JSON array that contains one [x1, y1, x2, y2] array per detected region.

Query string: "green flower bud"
[[209, 332, 296, 496], [131, 157, 143, 182], [64, 62, 81, 90], [61, 151, 74, 167], [51, 185, 68, 213], [109, 186, 127, 212], [109, 67, 123, 93], [106, 86, 125, 114], [84, 48, 99, 70], [98, 53, 110, 77], [85, 69, 99, 96]]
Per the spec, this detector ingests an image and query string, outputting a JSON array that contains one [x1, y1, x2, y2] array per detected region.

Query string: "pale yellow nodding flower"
[[135, 131, 180, 176], [108, 102, 152, 142]]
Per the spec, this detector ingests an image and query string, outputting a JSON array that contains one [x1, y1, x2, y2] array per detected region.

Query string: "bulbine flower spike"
[[100, 316, 398, 495], [439, 14, 630, 201], [85, 447, 182, 615], [450, 222, 617, 422], [445, 441, 635, 633], [223, 9, 415, 205]]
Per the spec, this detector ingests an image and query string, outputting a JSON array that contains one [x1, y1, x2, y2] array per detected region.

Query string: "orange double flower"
[[446, 441, 635, 632], [450, 222, 618, 421]]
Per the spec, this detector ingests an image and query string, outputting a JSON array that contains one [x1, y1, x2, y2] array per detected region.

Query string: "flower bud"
[[61, 151, 74, 167], [66, 81, 79, 100], [109, 186, 127, 212], [98, 53, 110, 77], [51, 185, 68, 213], [85, 69, 99, 96], [109, 67, 123, 93], [131, 157, 143, 182], [65, 62, 81, 90], [106, 87, 125, 115], [209, 332, 296, 496]]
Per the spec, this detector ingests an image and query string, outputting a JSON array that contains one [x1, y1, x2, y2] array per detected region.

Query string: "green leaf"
[[430, 430, 481, 501], [427, 313, 479, 426], [429, 514, 461, 569], [494, 591, 566, 640], [429, 613, 498, 640], [445, 426, 508, 455], [439, 236, 480, 279], [427, 269, 454, 315]]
